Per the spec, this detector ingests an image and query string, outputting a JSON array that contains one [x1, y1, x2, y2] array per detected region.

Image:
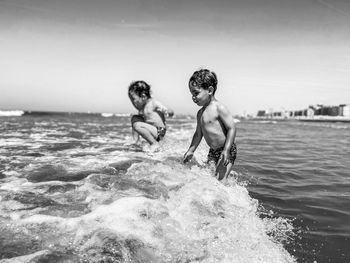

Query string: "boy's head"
[[189, 69, 218, 95], [128, 80, 151, 99], [128, 80, 151, 110]]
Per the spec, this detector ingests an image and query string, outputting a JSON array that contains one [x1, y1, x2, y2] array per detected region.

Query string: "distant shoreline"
[[0, 110, 130, 117], [248, 116, 350, 123]]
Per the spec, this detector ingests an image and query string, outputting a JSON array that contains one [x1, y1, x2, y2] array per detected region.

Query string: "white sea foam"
[[233, 118, 241, 123], [73, 159, 294, 262], [0, 118, 296, 262], [101, 113, 114, 117], [4, 149, 296, 262], [0, 138, 29, 147], [101, 113, 130, 117], [0, 110, 24, 116], [0, 250, 50, 263]]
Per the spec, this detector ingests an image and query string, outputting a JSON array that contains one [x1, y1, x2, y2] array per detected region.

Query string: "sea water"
[[0, 114, 348, 262]]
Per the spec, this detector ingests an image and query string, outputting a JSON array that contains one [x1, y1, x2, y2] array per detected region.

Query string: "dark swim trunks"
[[156, 127, 166, 142], [207, 143, 237, 164]]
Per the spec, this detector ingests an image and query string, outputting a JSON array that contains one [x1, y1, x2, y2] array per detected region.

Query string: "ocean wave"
[[0, 110, 24, 116], [0, 116, 298, 262], [101, 113, 131, 117], [0, 153, 296, 263]]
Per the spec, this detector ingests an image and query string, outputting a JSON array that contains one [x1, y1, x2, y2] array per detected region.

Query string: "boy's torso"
[[140, 99, 166, 128], [199, 101, 227, 149]]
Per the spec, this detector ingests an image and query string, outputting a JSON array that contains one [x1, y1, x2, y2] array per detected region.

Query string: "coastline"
[[248, 116, 350, 123]]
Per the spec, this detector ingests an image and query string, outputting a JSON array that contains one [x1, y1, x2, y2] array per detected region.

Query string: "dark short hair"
[[128, 80, 151, 98], [189, 69, 218, 94]]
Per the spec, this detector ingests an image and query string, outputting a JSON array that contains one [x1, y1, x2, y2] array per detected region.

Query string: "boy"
[[128, 80, 174, 147], [183, 69, 237, 181]]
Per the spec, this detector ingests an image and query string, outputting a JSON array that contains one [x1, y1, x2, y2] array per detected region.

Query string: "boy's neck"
[[140, 97, 151, 109], [202, 95, 216, 108]]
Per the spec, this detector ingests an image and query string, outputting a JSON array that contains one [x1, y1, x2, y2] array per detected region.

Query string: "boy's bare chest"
[[200, 111, 219, 126]]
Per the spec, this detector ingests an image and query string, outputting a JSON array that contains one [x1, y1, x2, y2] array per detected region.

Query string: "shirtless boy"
[[183, 69, 237, 180], [128, 80, 174, 147]]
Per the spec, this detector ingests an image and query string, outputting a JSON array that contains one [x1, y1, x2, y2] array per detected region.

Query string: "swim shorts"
[[207, 143, 237, 164], [156, 127, 166, 142]]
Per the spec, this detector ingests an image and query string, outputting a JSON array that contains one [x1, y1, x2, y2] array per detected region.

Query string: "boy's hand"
[[183, 151, 194, 163], [217, 150, 229, 167], [167, 109, 174, 118]]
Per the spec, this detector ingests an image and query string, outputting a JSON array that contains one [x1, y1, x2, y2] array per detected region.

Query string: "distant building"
[[294, 110, 303, 117], [339, 104, 350, 117], [256, 104, 349, 119], [257, 110, 266, 117], [344, 105, 350, 117], [281, 110, 290, 118], [306, 107, 315, 117], [315, 106, 339, 116]]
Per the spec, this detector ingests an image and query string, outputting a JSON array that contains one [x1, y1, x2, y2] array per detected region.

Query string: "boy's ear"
[[208, 86, 214, 95]]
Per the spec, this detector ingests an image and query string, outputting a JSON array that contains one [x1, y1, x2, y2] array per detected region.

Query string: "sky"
[[1, 0, 350, 115]]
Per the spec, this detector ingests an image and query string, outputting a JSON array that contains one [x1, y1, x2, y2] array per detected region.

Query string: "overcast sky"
[[1, 0, 350, 115]]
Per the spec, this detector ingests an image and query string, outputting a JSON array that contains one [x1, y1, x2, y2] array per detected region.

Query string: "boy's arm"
[[154, 100, 174, 117], [217, 104, 236, 166], [183, 110, 203, 163]]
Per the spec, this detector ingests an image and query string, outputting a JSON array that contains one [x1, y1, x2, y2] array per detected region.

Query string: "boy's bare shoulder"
[[214, 100, 231, 114], [149, 98, 157, 104], [152, 98, 166, 108], [146, 98, 157, 108]]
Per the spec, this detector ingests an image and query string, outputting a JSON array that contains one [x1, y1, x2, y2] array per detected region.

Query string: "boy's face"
[[129, 92, 146, 110], [189, 81, 211, 106]]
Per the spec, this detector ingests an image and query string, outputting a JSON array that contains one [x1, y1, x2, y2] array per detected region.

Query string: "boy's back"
[[141, 98, 167, 129]]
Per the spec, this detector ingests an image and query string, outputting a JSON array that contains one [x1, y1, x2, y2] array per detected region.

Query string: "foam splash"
[[0, 117, 296, 262], [1, 155, 296, 263], [0, 110, 24, 117]]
